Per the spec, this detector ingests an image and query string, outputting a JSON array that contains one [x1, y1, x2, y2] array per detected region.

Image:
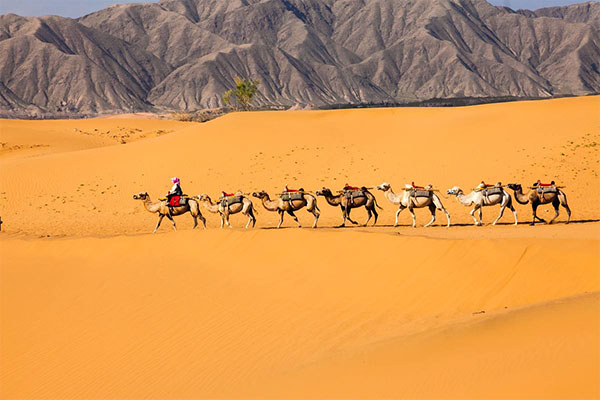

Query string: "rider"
[[344, 183, 359, 191], [167, 177, 183, 205], [411, 181, 425, 190]]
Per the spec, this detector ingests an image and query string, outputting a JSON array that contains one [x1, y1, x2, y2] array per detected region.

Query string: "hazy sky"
[[0, 0, 595, 18]]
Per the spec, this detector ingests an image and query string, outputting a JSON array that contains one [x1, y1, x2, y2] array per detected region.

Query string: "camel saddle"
[[410, 189, 432, 198], [168, 195, 188, 207], [221, 195, 243, 207], [281, 192, 304, 202], [483, 187, 503, 196], [537, 187, 557, 194], [345, 190, 366, 200]]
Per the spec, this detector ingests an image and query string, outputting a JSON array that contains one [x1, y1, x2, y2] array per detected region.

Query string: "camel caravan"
[[132, 177, 572, 232]]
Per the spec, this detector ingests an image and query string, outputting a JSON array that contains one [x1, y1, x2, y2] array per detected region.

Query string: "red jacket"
[[411, 182, 424, 189], [344, 184, 359, 190], [285, 185, 298, 192]]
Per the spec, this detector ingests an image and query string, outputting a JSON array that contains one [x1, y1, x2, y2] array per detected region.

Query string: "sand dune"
[[0, 96, 599, 398]]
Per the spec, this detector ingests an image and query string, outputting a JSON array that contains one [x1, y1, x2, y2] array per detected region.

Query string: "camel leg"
[[394, 206, 405, 227], [248, 207, 256, 228], [191, 215, 198, 229], [510, 204, 518, 226], [277, 210, 285, 228], [478, 206, 483, 225], [311, 208, 319, 229], [364, 207, 372, 227], [493, 205, 506, 226], [549, 198, 560, 224], [225, 212, 233, 229], [444, 208, 451, 227], [559, 192, 571, 224], [408, 206, 417, 228], [153, 214, 164, 233], [424, 204, 436, 227], [531, 203, 544, 225], [372, 205, 378, 226], [287, 210, 301, 228], [470, 206, 479, 225], [220, 214, 225, 229], [337, 206, 347, 228], [200, 214, 207, 229], [166, 214, 177, 231], [345, 207, 359, 225]]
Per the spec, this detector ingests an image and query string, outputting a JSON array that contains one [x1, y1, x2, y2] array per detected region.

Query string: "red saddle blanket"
[[168, 196, 182, 206]]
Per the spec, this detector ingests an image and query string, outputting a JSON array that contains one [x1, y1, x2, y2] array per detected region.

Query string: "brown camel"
[[196, 193, 257, 229], [133, 192, 206, 233], [316, 187, 382, 227], [252, 190, 320, 228], [507, 183, 571, 225]]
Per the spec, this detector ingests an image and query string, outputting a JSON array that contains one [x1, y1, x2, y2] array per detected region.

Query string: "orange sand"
[[1, 96, 599, 399]]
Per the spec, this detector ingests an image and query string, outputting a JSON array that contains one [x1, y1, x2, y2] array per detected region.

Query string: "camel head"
[[377, 182, 391, 191], [197, 194, 210, 202], [507, 183, 522, 191], [316, 187, 332, 197], [446, 186, 463, 196], [133, 192, 149, 200], [252, 190, 268, 199]]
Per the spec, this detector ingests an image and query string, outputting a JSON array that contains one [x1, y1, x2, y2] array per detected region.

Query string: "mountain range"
[[1, 0, 599, 117]]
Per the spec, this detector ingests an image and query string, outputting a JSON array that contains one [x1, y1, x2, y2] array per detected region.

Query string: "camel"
[[376, 183, 450, 227], [446, 186, 517, 226], [252, 190, 320, 228], [133, 192, 206, 233], [196, 193, 257, 229], [316, 187, 382, 227], [507, 183, 571, 225]]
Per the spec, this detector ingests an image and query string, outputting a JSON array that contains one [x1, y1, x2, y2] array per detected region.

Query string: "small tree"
[[222, 89, 233, 107], [222, 77, 260, 110]]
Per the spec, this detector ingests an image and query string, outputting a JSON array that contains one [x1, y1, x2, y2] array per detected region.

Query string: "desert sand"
[[1, 96, 599, 399]]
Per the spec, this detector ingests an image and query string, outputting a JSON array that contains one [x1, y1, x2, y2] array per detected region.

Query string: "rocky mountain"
[[1, 0, 598, 117]]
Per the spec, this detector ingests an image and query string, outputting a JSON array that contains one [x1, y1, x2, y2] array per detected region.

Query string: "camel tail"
[[367, 190, 383, 210]]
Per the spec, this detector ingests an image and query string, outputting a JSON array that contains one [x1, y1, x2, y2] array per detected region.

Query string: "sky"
[[0, 0, 596, 18]]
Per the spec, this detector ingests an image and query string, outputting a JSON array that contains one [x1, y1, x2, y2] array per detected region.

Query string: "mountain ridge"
[[1, 0, 598, 117]]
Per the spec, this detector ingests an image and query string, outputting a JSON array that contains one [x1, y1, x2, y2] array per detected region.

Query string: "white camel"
[[376, 182, 450, 227], [446, 186, 517, 226]]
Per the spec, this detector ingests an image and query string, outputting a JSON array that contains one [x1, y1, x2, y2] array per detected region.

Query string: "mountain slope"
[[1, 0, 599, 116]]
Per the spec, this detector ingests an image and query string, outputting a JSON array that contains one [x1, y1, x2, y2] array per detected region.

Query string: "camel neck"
[[143, 197, 160, 213], [261, 196, 279, 211], [385, 188, 401, 204], [325, 194, 342, 206], [202, 197, 220, 213]]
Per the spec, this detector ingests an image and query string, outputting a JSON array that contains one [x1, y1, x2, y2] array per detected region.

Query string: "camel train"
[[133, 180, 571, 232]]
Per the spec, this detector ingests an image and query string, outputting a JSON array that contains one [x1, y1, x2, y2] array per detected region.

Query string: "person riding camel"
[[411, 181, 425, 190], [167, 177, 183, 206], [221, 191, 235, 198]]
